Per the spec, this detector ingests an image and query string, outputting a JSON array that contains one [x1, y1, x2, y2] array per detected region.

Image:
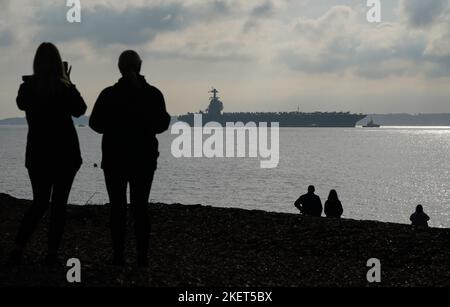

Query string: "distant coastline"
[[0, 116, 178, 126], [4, 114, 450, 127], [0, 116, 90, 126], [357, 114, 450, 126]]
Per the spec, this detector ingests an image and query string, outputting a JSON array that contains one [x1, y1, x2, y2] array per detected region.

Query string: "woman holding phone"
[[9, 42, 87, 265]]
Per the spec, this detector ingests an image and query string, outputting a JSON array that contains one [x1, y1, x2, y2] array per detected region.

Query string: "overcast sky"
[[1, 0, 450, 118]]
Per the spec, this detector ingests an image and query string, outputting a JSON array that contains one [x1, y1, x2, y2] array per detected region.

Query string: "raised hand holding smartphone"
[[63, 61, 72, 83]]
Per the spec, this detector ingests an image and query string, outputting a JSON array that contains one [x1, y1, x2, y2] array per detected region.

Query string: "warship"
[[178, 88, 367, 127]]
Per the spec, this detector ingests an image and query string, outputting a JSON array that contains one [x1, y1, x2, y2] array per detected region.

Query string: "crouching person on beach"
[[89, 50, 171, 267], [410, 205, 430, 228]]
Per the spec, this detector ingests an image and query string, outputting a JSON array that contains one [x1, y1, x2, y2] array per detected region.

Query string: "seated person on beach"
[[324, 189, 343, 218], [410, 205, 430, 228], [294, 185, 323, 217]]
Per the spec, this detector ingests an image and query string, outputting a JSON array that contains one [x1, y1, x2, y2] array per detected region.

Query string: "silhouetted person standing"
[[89, 50, 170, 267], [324, 189, 343, 218], [294, 185, 323, 217], [410, 205, 430, 228], [10, 42, 87, 265]]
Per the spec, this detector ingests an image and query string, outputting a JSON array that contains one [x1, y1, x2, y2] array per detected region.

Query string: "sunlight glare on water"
[[1, 125, 449, 228]]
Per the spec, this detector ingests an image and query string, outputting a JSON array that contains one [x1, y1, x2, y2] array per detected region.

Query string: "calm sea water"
[[1, 125, 449, 228]]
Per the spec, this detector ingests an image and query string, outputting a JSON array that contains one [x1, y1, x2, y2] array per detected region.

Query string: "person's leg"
[[104, 168, 128, 265], [11, 169, 52, 263], [129, 168, 155, 267], [46, 168, 78, 263]]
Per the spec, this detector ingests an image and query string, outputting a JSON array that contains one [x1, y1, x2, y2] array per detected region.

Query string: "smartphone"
[[63, 61, 69, 74], [22, 75, 32, 82]]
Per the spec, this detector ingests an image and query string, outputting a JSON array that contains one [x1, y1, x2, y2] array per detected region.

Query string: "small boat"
[[363, 117, 381, 128]]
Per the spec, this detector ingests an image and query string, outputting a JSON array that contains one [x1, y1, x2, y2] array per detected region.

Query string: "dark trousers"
[[16, 168, 78, 251], [104, 168, 155, 258]]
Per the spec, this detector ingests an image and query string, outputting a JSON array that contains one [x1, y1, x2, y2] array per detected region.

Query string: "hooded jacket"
[[16, 77, 87, 170], [89, 76, 171, 170]]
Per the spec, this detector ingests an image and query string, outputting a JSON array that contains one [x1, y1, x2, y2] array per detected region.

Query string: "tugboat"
[[178, 88, 367, 127], [363, 117, 381, 128]]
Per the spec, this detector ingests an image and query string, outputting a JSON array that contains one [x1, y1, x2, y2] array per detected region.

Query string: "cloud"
[[32, 1, 240, 47], [27, 0, 271, 64], [0, 0, 13, 48], [279, 6, 375, 75], [28, 1, 450, 78], [0, 30, 13, 47], [278, 4, 450, 78], [144, 16, 257, 64], [242, 0, 277, 33], [2, 0, 450, 118], [0, 0, 10, 9], [34, 3, 191, 46], [250, 1, 275, 17], [400, 0, 449, 27]]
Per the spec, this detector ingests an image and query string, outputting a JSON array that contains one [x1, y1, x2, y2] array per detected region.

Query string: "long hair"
[[328, 189, 339, 201], [33, 42, 70, 87]]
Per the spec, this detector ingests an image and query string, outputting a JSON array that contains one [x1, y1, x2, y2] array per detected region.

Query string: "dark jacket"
[[16, 77, 87, 170], [89, 76, 171, 170], [294, 193, 323, 217], [410, 212, 430, 227], [324, 199, 343, 218]]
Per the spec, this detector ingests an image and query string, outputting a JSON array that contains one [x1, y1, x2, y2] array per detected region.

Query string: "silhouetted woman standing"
[[324, 190, 343, 218], [10, 42, 87, 265]]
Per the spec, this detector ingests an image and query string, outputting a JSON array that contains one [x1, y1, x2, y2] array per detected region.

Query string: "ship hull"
[[177, 113, 367, 128]]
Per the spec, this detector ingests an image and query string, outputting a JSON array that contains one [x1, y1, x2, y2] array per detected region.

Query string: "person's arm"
[[151, 88, 171, 134], [338, 201, 343, 216], [67, 85, 87, 118], [323, 201, 329, 216], [16, 83, 31, 111], [89, 89, 109, 134], [318, 197, 323, 216], [294, 197, 302, 211], [294, 198, 300, 210], [425, 214, 430, 221]]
